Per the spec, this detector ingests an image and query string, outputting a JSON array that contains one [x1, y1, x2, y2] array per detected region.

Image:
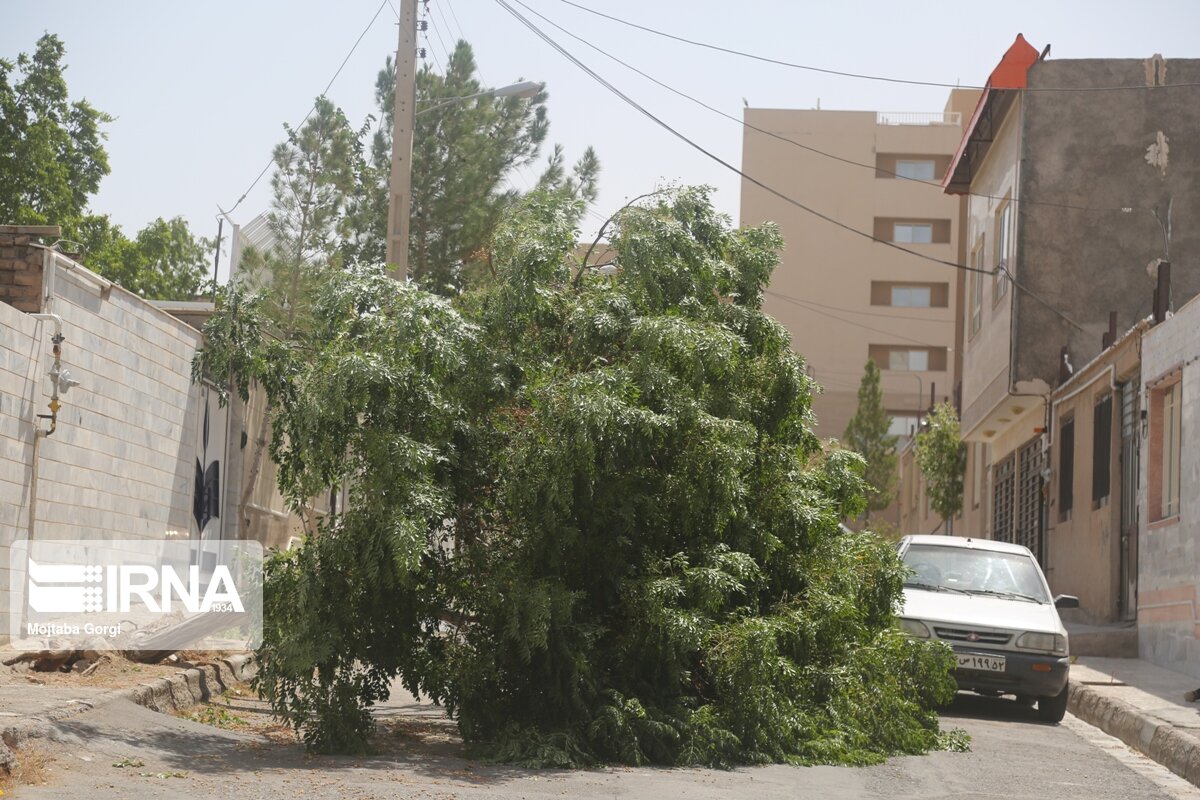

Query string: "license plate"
[[957, 654, 1006, 672]]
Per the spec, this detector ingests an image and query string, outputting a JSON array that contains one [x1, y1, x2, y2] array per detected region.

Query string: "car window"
[[900, 544, 1050, 602]]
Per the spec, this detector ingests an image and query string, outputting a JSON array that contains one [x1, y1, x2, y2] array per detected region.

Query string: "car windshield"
[[901, 543, 1050, 603]]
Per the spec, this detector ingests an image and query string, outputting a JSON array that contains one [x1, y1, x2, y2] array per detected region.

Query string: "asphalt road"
[[10, 692, 1200, 799]]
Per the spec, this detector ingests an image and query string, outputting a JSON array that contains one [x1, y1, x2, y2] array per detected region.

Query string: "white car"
[[895, 535, 1079, 723]]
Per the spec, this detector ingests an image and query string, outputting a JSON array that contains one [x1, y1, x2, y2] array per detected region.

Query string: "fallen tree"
[[197, 188, 961, 765]]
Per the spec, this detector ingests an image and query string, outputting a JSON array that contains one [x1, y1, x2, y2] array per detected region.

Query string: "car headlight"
[[897, 618, 931, 638], [1016, 631, 1067, 655]]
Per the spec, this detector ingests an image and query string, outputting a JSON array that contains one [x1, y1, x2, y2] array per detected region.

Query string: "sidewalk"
[[0, 650, 256, 770], [1069, 656, 1200, 786]]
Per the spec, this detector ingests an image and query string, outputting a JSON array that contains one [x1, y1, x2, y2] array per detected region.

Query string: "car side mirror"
[[1053, 594, 1080, 609]]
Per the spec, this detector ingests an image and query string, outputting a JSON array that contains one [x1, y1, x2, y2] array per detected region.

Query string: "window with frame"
[[1058, 417, 1074, 520], [1093, 395, 1112, 507], [994, 200, 1012, 300], [894, 223, 934, 244], [895, 159, 936, 181], [1150, 380, 1182, 521], [888, 349, 930, 371], [891, 285, 933, 307], [970, 237, 984, 336], [888, 414, 920, 439]]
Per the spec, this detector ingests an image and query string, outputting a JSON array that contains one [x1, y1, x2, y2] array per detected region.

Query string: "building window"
[[870, 345, 947, 372], [871, 281, 949, 308], [1093, 395, 1112, 507], [970, 237, 985, 336], [994, 200, 1012, 300], [891, 285, 932, 307], [1058, 417, 1074, 520], [893, 222, 934, 244], [1150, 380, 1182, 521], [888, 414, 920, 439], [888, 349, 929, 371], [895, 159, 936, 181]]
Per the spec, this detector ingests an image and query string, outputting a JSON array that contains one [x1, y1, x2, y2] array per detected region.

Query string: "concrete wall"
[[1015, 57, 1200, 391], [958, 95, 1022, 438], [0, 230, 214, 627], [740, 95, 976, 439], [1045, 331, 1142, 623], [1138, 295, 1200, 677]]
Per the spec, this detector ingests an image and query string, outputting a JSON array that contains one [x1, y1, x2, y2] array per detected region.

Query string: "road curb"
[[1, 653, 257, 762], [1068, 679, 1200, 787]]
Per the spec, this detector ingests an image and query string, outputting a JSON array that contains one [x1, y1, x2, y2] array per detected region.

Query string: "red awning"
[[943, 34, 1040, 194]]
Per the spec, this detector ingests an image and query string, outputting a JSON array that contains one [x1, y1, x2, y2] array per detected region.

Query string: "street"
[[9, 691, 1200, 800]]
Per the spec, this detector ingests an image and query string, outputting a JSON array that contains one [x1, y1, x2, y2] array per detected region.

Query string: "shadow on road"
[[942, 691, 1056, 726]]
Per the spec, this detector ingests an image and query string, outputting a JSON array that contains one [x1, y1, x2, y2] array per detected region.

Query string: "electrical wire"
[[434, 0, 462, 52], [777, 294, 956, 323], [493, 0, 1086, 332], [225, 0, 390, 216], [765, 290, 947, 348], [513, 0, 1139, 216], [442, 0, 470, 42], [425, 6, 454, 66], [557, 0, 1200, 93]]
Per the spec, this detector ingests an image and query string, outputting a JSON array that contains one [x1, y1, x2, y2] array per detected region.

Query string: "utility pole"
[[386, 0, 419, 280]]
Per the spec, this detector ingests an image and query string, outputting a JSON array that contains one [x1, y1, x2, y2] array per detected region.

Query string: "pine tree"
[[843, 359, 899, 517]]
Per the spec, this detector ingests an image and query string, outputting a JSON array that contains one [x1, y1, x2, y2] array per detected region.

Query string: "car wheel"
[[1037, 685, 1069, 723]]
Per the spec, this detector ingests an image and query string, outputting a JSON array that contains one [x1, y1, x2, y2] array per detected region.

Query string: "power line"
[[556, 0, 1200, 94], [764, 290, 946, 348], [775, 294, 955, 323], [225, 0, 390, 216], [493, 0, 1086, 333], [441, 0, 470, 42], [514, 0, 1136, 216], [425, 4, 454, 65], [433, 0, 462, 52]]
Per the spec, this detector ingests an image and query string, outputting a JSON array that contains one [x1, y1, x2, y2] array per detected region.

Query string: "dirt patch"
[[0, 742, 52, 795], [171, 681, 297, 745], [0, 650, 244, 691]]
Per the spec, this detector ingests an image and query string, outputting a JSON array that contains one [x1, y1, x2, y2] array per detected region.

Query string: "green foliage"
[[198, 188, 959, 766], [1, 33, 209, 300], [914, 402, 967, 526], [341, 41, 598, 294], [70, 214, 211, 300], [843, 359, 899, 516], [0, 33, 111, 226]]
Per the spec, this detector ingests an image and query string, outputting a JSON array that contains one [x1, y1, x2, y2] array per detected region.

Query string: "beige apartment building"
[[739, 90, 979, 454]]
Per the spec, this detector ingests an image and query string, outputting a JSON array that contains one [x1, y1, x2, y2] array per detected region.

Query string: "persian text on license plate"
[[957, 654, 1006, 672]]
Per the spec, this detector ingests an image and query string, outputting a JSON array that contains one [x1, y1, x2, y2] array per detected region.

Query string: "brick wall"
[[0, 225, 57, 312]]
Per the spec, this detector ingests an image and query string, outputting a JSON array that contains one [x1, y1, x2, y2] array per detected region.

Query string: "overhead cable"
[[493, 0, 1086, 332]]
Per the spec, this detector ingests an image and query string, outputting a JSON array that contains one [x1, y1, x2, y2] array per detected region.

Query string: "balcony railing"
[[876, 111, 962, 127]]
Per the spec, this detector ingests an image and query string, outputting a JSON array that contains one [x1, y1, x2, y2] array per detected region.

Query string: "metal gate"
[[992, 454, 1015, 544], [1119, 379, 1140, 620], [1016, 438, 1046, 563]]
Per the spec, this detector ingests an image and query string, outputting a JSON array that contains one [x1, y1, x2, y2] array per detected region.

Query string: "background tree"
[[843, 358, 898, 519], [1, 33, 210, 300], [914, 402, 967, 532], [199, 188, 961, 766], [0, 33, 111, 227], [342, 42, 598, 293]]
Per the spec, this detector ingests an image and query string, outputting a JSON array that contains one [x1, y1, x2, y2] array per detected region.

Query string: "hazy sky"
[[5, 1, 1200, 282]]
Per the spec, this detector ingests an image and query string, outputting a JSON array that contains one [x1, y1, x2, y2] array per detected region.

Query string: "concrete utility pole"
[[386, 0, 419, 280]]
